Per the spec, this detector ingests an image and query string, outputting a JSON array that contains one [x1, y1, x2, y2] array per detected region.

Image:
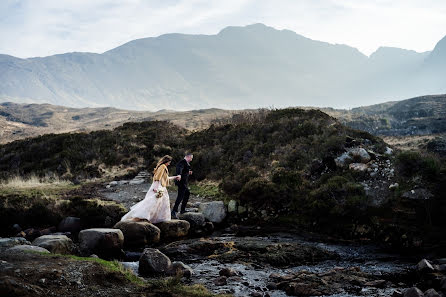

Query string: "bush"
[[238, 177, 279, 205], [395, 151, 441, 181]]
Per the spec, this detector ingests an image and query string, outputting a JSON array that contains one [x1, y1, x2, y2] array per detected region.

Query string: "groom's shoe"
[[180, 210, 190, 214], [171, 211, 179, 219]]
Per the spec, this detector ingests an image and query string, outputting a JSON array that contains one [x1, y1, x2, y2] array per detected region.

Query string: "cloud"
[[0, 0, 445, 58]]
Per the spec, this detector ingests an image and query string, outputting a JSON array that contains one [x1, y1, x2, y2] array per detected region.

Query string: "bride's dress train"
[[120, 182, 171, 223]]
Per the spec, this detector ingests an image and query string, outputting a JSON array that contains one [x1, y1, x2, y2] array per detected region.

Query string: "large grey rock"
[[32, 235, 74, 254], [78, 228, 124, 258], [349, 163, 369, 172], [0, 237, 30, 248], [199, 201, 227, 224], [424, 289, 440, 297], [169, 261, 194, 278], [113, 221, 160, 247], [139, 248, 172, 276], [58, 217, 81, 234], [417, 259, 435, 272], [155, 220, 190, 239], [335, 147, 371, 167], [404, 287, 424, 297], [178, 212, 210, 236], [7, 245, 50, 254]]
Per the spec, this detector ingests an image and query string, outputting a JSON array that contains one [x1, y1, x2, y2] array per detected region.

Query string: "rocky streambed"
[[121, 231, 417, 297]]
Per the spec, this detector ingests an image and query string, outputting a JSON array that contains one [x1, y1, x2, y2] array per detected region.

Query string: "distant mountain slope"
[[0, 102, 234, 144], [1, 24, 444, 110]]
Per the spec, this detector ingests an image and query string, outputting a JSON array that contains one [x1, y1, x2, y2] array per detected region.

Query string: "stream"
[[121, 231, 414, 297]]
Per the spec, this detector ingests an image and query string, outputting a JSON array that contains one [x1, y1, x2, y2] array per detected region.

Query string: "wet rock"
[[169, 261, 193, 278], [129, 179, 144, 185], [7, 245, 50, 254], [138, 248, 172, 276], [0, 237, 30, 248], [404, 287, 424, 297], [198, 201, 227, 223], [155, 220, 190, 240], [228, 200, 238, 213], [11, 224, 21, 234], [178, 212, 212, 236], [219, 267, 238, 277], [58, 217, 82, 234], [78, 228, 124, 258], [250, 292, 262, 297], [214, 276, 227, 286], [417, 259, 435, 272], [364, 279, 387, 288], [40, 227, 57, 236], [424, 288, 441, 297], [238, 205, 247, 214], [32, 235, 74, 254], [113, 221, 160, 247]]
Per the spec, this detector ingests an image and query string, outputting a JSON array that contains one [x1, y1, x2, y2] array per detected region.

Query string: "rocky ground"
[[2, 175, 446, 297]]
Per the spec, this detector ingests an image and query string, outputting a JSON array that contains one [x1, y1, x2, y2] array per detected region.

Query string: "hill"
[[0, 102, 234, 144], [1, 24, 445, 110], [1, 94, 445, 144]]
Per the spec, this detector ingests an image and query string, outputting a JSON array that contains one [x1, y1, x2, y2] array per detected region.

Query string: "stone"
[[155, 220, 190, 239], [113, 221, 160, 247], [238, 205, 247, 214], [349, 163, 369, 172], [109, 181, 118, 187], [178, 213, 209, 236], [417, 259, 435, 272], [402, 189, 434, 200], [78, 228, 124, 258], [139, 248, 172, 276], [389, 183, 399, 190], [129, 179, 145, 185], [7, 245, 50, 254], [214, 276, 227, 286], [335, 147, 371, 167], [364, 279, 386, 288], [424, 289, 441, 297], [32, 235, 74, 254], [403, 287, 425, 297], [11, 224, 21, 233], [58, 217, 82, 234], [199, 201, 227, 224], [169, 261, 194, 278], [219, 267, 238, 277], [228, 200, 238, 213], [385, 147, 393, 155], [0, 237, 30, 248], [23, 228, 42, 241]]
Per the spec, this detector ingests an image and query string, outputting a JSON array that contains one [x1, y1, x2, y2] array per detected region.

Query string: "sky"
[[1, 0, 446, 58]]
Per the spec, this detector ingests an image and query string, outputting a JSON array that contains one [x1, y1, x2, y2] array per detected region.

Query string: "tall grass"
[[0, 174, 72, 189]]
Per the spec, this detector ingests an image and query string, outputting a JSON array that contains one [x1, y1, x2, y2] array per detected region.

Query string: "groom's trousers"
[[173, 184, 190, 213]]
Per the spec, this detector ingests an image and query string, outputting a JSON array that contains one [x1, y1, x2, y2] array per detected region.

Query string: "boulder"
[[32, 235, 74, 254], [7, 245, 50, 254], [155, 220, 190, 239], [178, 213, 209, 236], [58, 217, 82, 234], [129, 179, 144, 185], [169, 261, 194, 278], [404, 287, 425, 297], [139, 248, 172, 276], [417, 259, 435, 272], [349, 163, 369, 172], [424, 289, 440, 297], [78, 228, 124, 258], [0, 237, 30, 248], [199, 201, 227, 224], [113, 221, 160, 247], [335, 147, 371, 167], [238, 205, 247, 214], [228, 200, 238, 213], [214, 276, 227, 286]]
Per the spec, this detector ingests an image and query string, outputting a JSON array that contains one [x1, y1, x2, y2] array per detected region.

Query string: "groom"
[[171, 153, 193, 219]]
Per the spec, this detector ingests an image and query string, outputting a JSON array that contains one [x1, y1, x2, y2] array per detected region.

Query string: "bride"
[[120, 155, 180, 223]]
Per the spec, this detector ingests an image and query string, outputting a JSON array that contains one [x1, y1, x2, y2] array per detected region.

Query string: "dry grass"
[[0, 174, 72, 189]]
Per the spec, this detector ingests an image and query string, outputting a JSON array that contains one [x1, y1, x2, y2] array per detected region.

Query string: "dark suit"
[[173, 159, 191, 213]]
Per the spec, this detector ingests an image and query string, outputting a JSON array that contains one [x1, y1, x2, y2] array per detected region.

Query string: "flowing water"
[[122, 232, 414, 297]]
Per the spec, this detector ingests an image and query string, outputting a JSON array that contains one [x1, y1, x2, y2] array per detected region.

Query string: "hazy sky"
[[1, 0, 446, 58]]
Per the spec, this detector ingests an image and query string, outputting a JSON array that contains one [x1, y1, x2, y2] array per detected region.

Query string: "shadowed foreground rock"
[[155, 220, 190, 240], [32, 235, 75, 254], [138, 248, 172, 276], [78, 228, 124, 259], [113, 221, 160, 247]]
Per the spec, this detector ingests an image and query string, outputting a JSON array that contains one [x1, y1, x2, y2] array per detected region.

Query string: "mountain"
[[1, 24, 444, 110]]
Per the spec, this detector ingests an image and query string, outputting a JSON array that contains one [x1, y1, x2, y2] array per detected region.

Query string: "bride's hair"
[[153, 155, 173, 174]]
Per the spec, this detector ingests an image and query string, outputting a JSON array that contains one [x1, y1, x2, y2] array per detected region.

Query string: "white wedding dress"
[[120, 182, 171, 223]]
